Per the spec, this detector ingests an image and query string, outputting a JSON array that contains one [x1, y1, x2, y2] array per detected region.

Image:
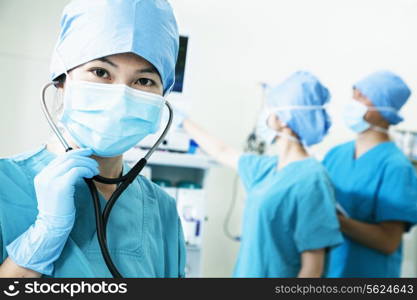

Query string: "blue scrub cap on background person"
[[354, 70, 411, 125], [50, 0, 179, 95], [266, 71, 331, 146]]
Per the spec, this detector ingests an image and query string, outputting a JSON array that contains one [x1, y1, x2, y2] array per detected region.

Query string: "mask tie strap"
[[370, 126, 389, 134], [271, 105, 327, 113], [275, 131, 300, 144]]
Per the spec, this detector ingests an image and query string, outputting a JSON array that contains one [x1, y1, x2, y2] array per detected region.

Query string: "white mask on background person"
[[275, 131, 300, 144], [256, 109, 301, 145], [256, 109, 277, 145], [343, 100, 396, 134]]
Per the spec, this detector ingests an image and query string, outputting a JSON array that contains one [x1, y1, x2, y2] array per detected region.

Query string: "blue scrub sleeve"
[[238, 154, 274, 191], [178, 217, 186, 278], [376, 162, 417, 229], [0, 222, 3, 264], [294, 174, 343, 253]]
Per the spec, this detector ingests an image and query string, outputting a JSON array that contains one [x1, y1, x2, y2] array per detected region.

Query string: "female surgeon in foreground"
[[324, 71, 417, 277], [0, 0, 185, 278], [177, 71, 343, 277]]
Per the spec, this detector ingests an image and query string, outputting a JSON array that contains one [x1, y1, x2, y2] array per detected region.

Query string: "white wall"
[[1, 0, 417, 277], [171, 0, 417, 276], [0, 0, 68, 155]]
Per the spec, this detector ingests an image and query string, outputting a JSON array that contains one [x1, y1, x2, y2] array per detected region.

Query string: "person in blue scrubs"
[[179, 71, 343, 277], [0, 0, 185, 278], [324, 71, 417, 277]]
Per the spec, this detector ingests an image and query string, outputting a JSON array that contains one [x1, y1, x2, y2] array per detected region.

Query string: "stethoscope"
[[41, 82, 173, 278]]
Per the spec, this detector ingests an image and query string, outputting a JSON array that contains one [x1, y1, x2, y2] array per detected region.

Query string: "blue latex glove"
[[6, 148, 99, 275]]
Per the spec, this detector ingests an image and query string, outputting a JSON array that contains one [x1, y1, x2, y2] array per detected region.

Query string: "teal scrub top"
[[0, 145, 186, 277], [323, 141, 417, 278], [233, 154, 343, 278]]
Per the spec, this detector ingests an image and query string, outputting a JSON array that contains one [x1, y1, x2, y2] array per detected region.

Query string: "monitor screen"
[[172, 36, 188, 93]]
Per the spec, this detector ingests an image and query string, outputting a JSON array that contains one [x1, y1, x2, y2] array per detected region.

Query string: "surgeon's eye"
[[136, 78, 155, 87], [90, 68, 110, 79]]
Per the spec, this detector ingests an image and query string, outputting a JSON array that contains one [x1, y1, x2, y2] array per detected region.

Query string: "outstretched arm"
[[183, 119, 242, 170]]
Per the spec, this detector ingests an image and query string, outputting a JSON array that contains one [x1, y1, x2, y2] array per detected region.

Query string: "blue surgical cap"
[[354, 71, 411, 125], [266, 71, 331, 146], [50, 0, 179, 95]]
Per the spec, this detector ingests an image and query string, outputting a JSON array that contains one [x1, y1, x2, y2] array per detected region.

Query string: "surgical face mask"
[[258, 105, 327, 145], [256, 110, 277, 145], [256, 108, 305, 145], [60, 79, 165, 157], [343, 100, 395, 134], [275, 131, 300, 144], [256, 119, 300, 145]]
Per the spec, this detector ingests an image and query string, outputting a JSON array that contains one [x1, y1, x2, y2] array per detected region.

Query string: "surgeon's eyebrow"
[[98, 57, 118, 68], [136, 66, 159, 75], [97, 57, 161, 80]]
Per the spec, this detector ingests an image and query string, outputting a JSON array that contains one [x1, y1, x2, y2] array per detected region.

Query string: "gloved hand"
[[6, 148, 99, 275]]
